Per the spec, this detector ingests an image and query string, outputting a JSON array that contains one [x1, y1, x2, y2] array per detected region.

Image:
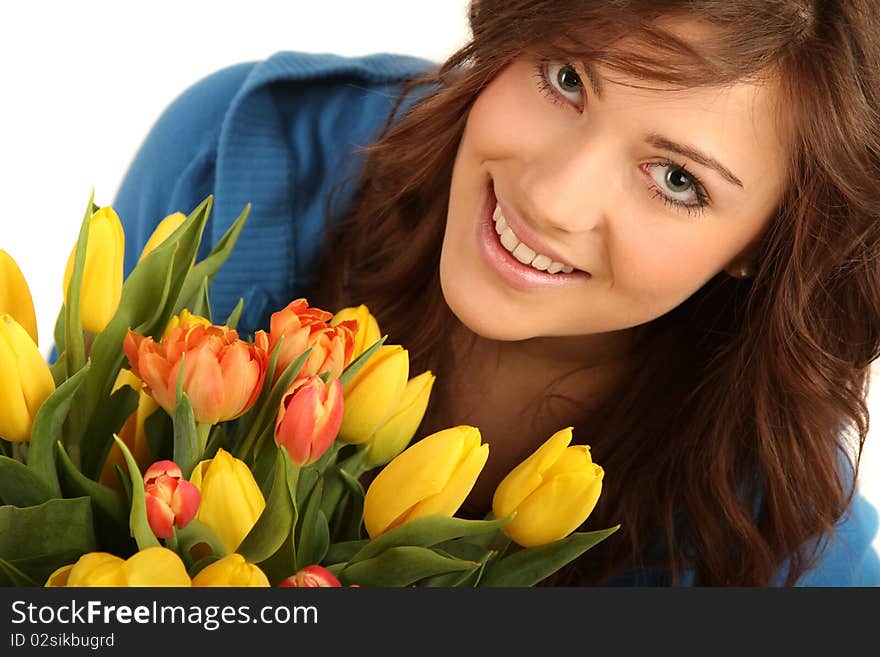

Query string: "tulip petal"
[[191, 553, 270, 587], [363, 426, 482, 537], [45, 564, 73, 587], [144, 495, 175, 539], [408, 435, 489, 522], [170, 480, 201, 529], [364, 371, 435, 468], [124, 547, 191, 586], [492, 428, 572, 519], [66, 552, 126, 586], [503, 469, 604, 547], [0, 249, 38, 345], [338, 345, 409, 445], [193, 448, 265, 552]]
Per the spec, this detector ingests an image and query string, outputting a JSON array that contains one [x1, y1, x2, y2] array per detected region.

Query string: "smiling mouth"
[[486, 181, 591, 280], [491, 203, 579, 274]]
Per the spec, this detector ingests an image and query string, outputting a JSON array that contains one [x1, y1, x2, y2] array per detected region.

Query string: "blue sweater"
[[112, 50, 880, 586]]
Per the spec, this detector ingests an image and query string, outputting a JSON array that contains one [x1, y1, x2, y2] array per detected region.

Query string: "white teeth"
[[492, 203, 575, 274]]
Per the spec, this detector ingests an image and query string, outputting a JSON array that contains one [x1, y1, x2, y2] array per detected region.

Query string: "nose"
[[520, 128, 618, 235]]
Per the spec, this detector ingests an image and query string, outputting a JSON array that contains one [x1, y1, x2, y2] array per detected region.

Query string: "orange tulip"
[[278, 565, 342, 587], [143, 460, 201, 538], [274, 375, 344, 465], [267, 298, 358, 383], [123, 324, 269, 424]]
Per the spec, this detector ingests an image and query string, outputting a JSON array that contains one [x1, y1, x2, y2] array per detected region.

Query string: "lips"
[[475, 181, 591, 292]]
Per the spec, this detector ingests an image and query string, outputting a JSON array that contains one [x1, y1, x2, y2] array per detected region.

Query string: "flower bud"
[[337, 345, 409, 446], [124, 324, 268, 425], [275, 375, 344, 465], [189, 448, 265, 552], [363, 426, 488, 538], [138, 212, 187, 263], [268, 298, 357, 382], [0, 249, 38, 345], [331, 304, 380, 359], [278, 564, 342, 587], [0, 314, 56, 442], [161, 309, 212, 340], [492, 427, 604, 547], [45, 547, 191, 587], [360, 370, 435, 468], [191, 554, 270, 587], [143, 460, 201, 538], [62, 206, 125, 333]]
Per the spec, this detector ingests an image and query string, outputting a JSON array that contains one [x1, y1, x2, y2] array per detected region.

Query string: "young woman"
[[114, 0, 880, 585]]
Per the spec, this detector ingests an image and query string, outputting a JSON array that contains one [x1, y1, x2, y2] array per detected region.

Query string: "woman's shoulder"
[[788, 490, 880, 586]]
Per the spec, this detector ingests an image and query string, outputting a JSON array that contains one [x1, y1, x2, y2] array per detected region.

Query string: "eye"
[[643, 160, 710, 216], [535, 61, 585, 109]]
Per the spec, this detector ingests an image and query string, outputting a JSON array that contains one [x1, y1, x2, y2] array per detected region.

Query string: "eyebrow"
[[646, 133, 744, 189]]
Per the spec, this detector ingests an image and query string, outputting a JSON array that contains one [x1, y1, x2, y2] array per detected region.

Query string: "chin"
[[439, 272, 531, 342]]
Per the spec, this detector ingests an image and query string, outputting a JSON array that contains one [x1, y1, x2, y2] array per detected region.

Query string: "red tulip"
[[124, 324, 269, 424], [274, 375, 344, 465], [267, 299, 358, 383], [143, 460, 201, 539], [278, 565, 342, 587]]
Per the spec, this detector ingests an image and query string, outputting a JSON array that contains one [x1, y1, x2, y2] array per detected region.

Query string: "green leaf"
[[237, 347, 313, 465], [225, 298, 244, 330], [422, 547, 496, 587], [66, 198, 212, 465], [0, 456, 51, 507], [323, 539, 368, 565], [295, 480, 329, 567], [331, 467, 366, 543], [0, 558, 39, 586], [113, 436, 160, 550], [478, 525, 620, 587], [350, 515, 510, 564], [337, 546, 478, 587], [238, 448, 298, 564], [172, 390, 199, 479], [55, 442, 131, 553], [27, 361, 91, 496], [176, 519, 228, 561], [187, 554, 221, 579], [79, 382, 139, 480], [0, 496, 96, 585], [173, 203, 250, 317], [179, 275, 212, 322], [62, 190, 94, 378], [338, 335, 387, 388]]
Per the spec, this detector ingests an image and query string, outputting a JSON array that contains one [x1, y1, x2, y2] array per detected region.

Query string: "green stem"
[[196, 423, 212, 460], [11, 441, 23, 463]]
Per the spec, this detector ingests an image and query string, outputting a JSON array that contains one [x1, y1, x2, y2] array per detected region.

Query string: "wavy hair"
[[306, 0, 880, 585]]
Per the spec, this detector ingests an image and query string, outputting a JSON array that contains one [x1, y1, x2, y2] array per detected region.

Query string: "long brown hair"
[[306, 0, 880, 585]]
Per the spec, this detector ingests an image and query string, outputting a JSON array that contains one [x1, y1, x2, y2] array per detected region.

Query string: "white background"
[[1, 0, 878, 555]]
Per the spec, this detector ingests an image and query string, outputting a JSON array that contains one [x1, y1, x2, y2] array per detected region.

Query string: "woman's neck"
[[420, 320, 639, 517]]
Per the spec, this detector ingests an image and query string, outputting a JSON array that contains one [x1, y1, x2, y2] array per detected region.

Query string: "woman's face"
[[441, 55, 788, 343]]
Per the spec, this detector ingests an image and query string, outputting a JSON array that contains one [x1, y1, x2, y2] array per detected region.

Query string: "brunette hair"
[[306, 0, 880, 585]]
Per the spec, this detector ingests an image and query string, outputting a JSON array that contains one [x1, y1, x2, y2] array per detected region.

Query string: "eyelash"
[[532, 60, 710, 218]]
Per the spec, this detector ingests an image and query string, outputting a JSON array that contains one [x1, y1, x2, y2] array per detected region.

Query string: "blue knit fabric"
[[112, 50, 880, 586]]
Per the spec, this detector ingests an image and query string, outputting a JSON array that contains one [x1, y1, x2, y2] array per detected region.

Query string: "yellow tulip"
[[191, 554, 270, 587], [99, 369, 157, 491], [0, 314, 56, 442], [492, 427, 604, 548], [62, 206, 125, 334], [189, 448, 266, 552], [161, 309, 213, 340], [363, 425, 489, 538], [337, 344, 409, 445], [44, 547, 191, 587], [360, 370, 436, 468], [0, 249, 38, 345], [138, 211, 187, 263], [331, 304, 381, 359]]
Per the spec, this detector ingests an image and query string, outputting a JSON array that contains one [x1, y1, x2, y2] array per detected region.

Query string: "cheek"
[[611, 221, 731, 301]]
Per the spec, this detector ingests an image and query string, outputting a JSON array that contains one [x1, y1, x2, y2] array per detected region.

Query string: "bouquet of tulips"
[[0, 193, 618, 588]]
